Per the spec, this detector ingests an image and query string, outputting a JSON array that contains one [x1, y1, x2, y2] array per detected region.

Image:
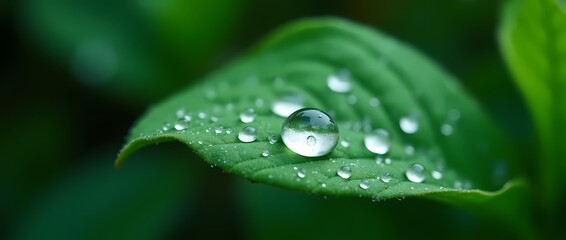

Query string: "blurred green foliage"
[[1, 0, 539, 239]]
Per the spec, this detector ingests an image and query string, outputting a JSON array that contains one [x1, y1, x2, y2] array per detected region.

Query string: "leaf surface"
[[117, 18, 528, 231]]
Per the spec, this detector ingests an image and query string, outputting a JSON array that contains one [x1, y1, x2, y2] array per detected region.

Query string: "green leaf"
[[117, 18, 528, 231], [499, 0, 566, 207]]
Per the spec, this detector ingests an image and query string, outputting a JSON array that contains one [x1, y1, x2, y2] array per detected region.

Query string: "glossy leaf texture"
[[117, 18, 527, 229], [499, 0, 566, 207]]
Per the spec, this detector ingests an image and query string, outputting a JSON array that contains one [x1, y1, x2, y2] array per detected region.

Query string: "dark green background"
[[0, 0, 534, 239]]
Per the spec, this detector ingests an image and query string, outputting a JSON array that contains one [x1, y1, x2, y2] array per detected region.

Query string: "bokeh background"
[[1, 0, 534, 239]]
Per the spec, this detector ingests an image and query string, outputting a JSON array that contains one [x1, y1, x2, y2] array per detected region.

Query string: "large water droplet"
[[364, 129, 391, 155], [400, 116, 419, 134], [238, 126, 257, 142], [359, 180, 370, 190], [271, 94, 306, 117], [281, 108, 339, 157], [337, 165, 352, 179], [240, 108, 256, 123], [327, 69, 352, 93], [405, 163, 426, 183]]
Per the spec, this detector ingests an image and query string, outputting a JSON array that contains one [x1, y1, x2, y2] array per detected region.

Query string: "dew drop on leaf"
[[174, 119, 189, 131], [240, 108, 256, 123], [431, 170, 443, 180], [400, 116, 419, 134], [380, 172, 392, 183], [441, 123, 454, 136], [271, 94, 305, 117], [327, 69, 352, 93], [369, 97, 380, 107], [406, 163, 426, 183], [268, 135, 278, 144], [281, 108, 339, 157], [261, 150, 269, 157], [364, 128, 391, 155], [337, 165, 352, 179], [238, 126, 257, 142], [359, 180, 370, 190]]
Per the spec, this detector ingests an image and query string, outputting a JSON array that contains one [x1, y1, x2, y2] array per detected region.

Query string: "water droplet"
[[321, 183, 327, 188], [380, 172, 392, 183], [281, 108, 339, 157], [162, 122, 172, 131], [369, 97, 380, 107], [431, 170, 443, 180], [297, 169, 306, 179], [375, 156, 384, 165], [174, 119, 189, 130], [405, 163, 426, 183], [271, 94, 305, 117], [364, 129, 391, 155], [405, 145, 415, 155], [268, 135, 278, 144], [359, 180, 370, 190], [347, 95, 357, 105], [215, 127, 224, 134], [238, 126, 257, 142], [448, 109, 461, 121], [340, 140, 350, 148], [225, 129, 233, 134], [337, 165, 352, 179], [441, 123, 454, 136], [400, 116, 419, 134], [327, 69, 352, 93], [255, 98, 265, 108], [176, 108, 186, 118], [261, 150, 269, 157], [210, 116, 219, 123], [198, 112, 207, 119], [239, 108, 256, 123], [384, 158, 392, 165], [454, 180, 463, 189]]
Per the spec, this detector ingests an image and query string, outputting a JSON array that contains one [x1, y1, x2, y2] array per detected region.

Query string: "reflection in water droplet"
[[406, 163, 426, 183], [337, 165, 352, 179], [281, 108, 339, 157], [271, 94, 305, 117], [240, 108, 256, 123], [327, 69, 352, 93], [238, 126, 257, 142], [364, 129, 391, 155], [400, 116, 419, 134]]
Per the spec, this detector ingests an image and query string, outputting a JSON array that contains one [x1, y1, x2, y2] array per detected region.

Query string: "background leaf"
[[117, 18, 528, 231], [499, 0, 566, 209]]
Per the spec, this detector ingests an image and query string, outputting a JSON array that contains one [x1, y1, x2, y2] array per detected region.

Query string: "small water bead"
[[162, 122, 172, 131], [261, 150, 269, 157], [321, 183, 327, 188], [380, 172, 392, 183], [441, 123, 454, 136], [268, 135, 278, 144], [369, 97, 380, 107], [400, 116, 419, 134], [405, 163, 426, 183], [327, 69, 353, 93], [174, 119, 189, 131], [281, 108, 339, 157], [176, 108, 186, 118], [431, 170, 443, 180], [337, 165, 352, 179], [359, 180, 370, 190], [340, 140, 350, 148], [272, 94, 306, 117], [297, 169, 306, 179], [240, 108, 256, 123], [238, 126, 257, 142], [364, 129, 391, 155], [375, 156, 384, 165], [255, 98, 265, 108], [210, 116, 219, 123], [405, 145, 415, 155], [215, 127, 224, 134], [448, 109, 461, 121], [454, 180, 463, 189], [198, 112, 207, 119], [225, 129, 233, 134], [384, 158, 392, 165], [346, 95, 357, 105]]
